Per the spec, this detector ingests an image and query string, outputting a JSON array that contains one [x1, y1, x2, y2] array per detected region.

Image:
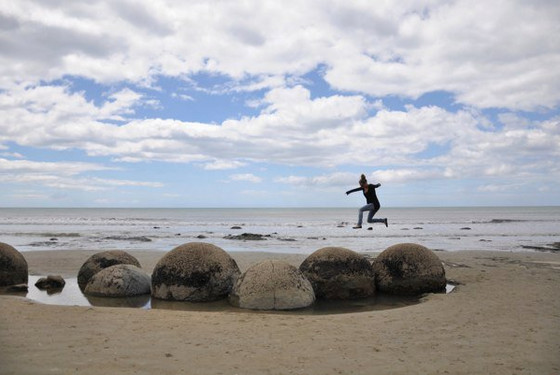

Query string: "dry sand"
[[1, 249, 559, 375]]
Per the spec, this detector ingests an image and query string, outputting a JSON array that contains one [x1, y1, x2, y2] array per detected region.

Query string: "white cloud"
[[0, 158, 161, 191], [88, 177, 163, 188], [370, 169, 445, 184], [0, 157, 113, 175], [477, 182, 523, 193], [0, 84, 146, 152], [171, 93, 194, 102], [229, 173, 262, 183], [0, 0, 558, 206], [3, 173, 161, 191], [276, 172, 355, 187], [0, 152, 24, 158], [324, 0, 560, 110], [1, 0, 558, 110], [99, 88, 144, 120], [202, 160, 247, 170], [1, 84, 558, 187]]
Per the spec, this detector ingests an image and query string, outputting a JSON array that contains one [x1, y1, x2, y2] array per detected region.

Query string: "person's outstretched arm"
[[374, 183, 381, 188], [346, 187, 362, 195]]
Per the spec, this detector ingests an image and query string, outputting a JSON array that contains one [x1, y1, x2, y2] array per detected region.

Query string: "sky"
[[0, 0, 559, 208]]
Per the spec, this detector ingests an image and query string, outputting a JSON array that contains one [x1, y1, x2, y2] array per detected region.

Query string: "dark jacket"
[[346, 184, 381, 207]]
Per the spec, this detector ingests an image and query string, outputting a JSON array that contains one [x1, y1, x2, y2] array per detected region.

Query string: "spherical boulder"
[[151, 242, 240, 302], [84, 264, 151, 297], [0, 242, 28, 287], [77, 250, 141, 291], [229, 260, 315, 310], [299, 247, 375, 299], [372, 243, 446, 295]]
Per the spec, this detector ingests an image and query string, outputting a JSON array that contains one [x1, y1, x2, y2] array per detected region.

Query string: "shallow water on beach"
[[7, 276, 442, 315], [1, 206, 559, 254]]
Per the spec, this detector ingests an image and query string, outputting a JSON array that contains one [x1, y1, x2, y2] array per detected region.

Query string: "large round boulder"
[[299, 247, 375, 299], [84, 264, 151, 297], [151, 242, 240, 302], [372, 243, 446, 295], [229, 260, 315, 310], [77, 250, 141, 291], [0, 242, 28, 287]]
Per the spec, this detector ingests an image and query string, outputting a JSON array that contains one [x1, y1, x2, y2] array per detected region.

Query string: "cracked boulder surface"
[[84, 264, 151, 297], [151, 242, 240, 302], [373, 243, 446, 295], [77, 250, 142, 291], [229, 260, 315, 310]]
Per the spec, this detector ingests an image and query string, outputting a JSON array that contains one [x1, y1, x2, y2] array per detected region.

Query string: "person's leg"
[[366, 206, 379, 223], [365, 205, 388, 226], [356, 204, 375, 227]]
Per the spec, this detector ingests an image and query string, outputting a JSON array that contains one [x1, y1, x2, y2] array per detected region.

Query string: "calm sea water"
[[0, 207, 559, 254]]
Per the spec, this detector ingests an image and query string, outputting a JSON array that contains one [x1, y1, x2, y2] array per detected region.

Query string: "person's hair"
[[359, 174, 367, 185]]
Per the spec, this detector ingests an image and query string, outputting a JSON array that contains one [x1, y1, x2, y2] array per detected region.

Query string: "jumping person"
[[346, 174, 388, 229]]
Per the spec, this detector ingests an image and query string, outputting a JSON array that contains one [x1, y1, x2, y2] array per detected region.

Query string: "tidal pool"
[[4, 276, 456, 315]]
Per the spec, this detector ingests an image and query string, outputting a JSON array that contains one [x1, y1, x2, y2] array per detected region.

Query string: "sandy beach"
[[1, 249, 559, 375]]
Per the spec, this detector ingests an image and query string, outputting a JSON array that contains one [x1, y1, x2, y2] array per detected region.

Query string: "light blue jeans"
[[357, 203, 383, 226]]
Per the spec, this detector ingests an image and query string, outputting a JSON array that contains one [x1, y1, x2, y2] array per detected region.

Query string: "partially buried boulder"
[[229, 260, 315, 310], [77, 250, 141, 291], [373, 243, 446, 295], [151, 242, 240, 302], [84, 264, 151, 297], [299, 247, 375, 299], [0, 242, 28, 287]]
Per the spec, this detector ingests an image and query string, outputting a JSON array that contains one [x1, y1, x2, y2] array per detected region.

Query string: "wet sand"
[[1, 249, 559, 374]]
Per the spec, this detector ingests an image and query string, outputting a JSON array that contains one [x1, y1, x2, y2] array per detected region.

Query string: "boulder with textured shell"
[[373, 243, 446, 295], [299, 246, 376, 299], [0, 242, 28, 287], [229, 260, 315, 310], [84, 264, 151, 297], [77, 250, 142, 291], [151, 242, 240, 302]]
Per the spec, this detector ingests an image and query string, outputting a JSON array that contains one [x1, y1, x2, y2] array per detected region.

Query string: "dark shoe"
[[367, 227, 373, 230], [353, 225, 362, 229], [384, 218, 388, 227]]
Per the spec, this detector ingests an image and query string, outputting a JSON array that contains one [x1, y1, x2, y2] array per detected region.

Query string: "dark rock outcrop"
[[35, 275, 65, 290], [224, 233, 267, 241]]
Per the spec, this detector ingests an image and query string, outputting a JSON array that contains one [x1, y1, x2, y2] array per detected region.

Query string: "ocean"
[[1, 206, 559, 254]]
